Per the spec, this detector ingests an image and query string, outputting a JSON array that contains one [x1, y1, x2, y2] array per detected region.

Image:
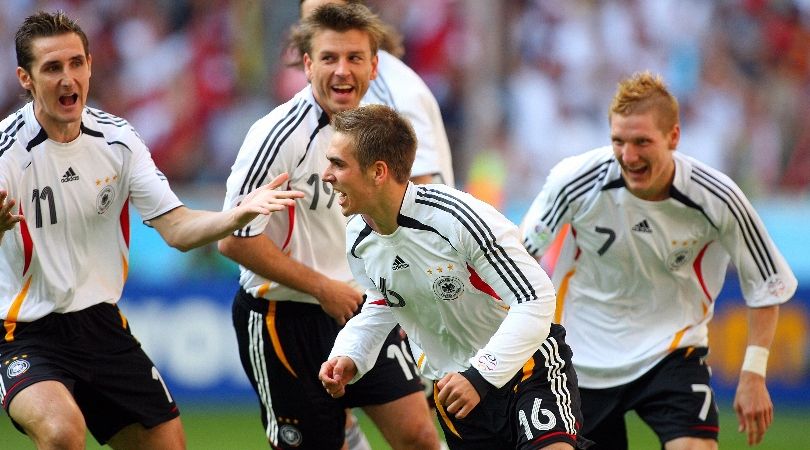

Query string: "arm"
[[0, 190, 23, 243], [217, 231, 363, 325], [734, 305, 779, 446], [151, 173, 303, 252]]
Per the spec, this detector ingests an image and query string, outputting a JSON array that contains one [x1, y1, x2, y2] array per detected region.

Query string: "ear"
[[369, 53, 379, 81], [16, 67, 33, 91], [303, 53, 313, 83], [371, 160, 388, 185], [87, 53, 92, 78], [668, 123, 680, 150]]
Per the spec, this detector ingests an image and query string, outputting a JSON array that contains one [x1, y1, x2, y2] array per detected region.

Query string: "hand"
[[316, 279, 364, 325], [319, 356, 358, 398], [0, 190, 23, 233], [734, 371, 773, 446], [233, 173, 304, 227], [436, 372, 481, 419]]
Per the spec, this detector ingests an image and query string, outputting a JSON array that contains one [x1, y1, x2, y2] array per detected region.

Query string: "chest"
[[288, 129, 336, 214], [21, 147, 125, 229], [362, 230, 471, 308], [571, 194, 716, 272]]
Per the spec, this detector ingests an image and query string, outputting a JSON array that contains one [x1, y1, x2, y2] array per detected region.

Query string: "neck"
[[365, 182, 408, 235], [34, 104, 81, 143]]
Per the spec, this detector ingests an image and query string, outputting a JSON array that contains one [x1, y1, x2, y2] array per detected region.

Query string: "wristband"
[[741, 345, 769, 377]]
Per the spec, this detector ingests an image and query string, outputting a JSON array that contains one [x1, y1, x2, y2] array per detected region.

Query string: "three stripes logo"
[[632, 219, 652, 233], [61, 167, 79, 183], [392, 255, 410, 271]]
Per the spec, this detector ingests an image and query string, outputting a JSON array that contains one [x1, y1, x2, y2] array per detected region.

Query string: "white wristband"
[[741, 345, 769, 377]]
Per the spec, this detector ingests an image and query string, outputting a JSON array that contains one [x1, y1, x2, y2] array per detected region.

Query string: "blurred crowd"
[[2, 0, 809, 209]]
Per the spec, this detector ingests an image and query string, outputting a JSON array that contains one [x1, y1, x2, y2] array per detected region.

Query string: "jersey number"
[[307, 173, 336, 210], [387, 341, 416, 380], [518, 398, 557, 440], [594, 226, 615, 256], [32, 187, 57, 228], [378, 277, 406, 307]]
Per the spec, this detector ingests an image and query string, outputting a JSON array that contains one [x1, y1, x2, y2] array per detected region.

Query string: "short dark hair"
[[15, 10, 89, 73], [291, 3, 386, 60], [332, 104, 416, 184]]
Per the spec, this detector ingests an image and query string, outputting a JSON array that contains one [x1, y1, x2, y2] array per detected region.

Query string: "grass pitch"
[[0, 402, 807, 448]]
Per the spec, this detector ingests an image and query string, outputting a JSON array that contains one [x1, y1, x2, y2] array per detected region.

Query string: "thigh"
[[434, 382, 511, 450], [514, 325, 586, 450], [578, 387, 628, 450], [362, 391, 437, 449], [7, 379, 84, 437], [234, 294, 347, 449], [634, 347, 719, 444], [107, 417, 185, 450], [343, 326, 425, 407]]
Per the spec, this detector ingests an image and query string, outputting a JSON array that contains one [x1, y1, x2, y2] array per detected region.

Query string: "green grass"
[[0, 403, 807, 449]]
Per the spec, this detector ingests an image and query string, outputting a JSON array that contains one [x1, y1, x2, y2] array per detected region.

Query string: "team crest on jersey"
[[279, 424, 302, 447], [666, 247, 694, 271], [96, 185, 115, 214], [432, 275, 464, 301], [7, 358, 30, 378]]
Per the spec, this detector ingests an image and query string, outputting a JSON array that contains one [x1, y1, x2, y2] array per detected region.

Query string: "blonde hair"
[[609, 71, 679, 133]]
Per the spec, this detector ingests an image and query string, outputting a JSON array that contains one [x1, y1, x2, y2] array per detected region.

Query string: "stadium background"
[[1, 0, 808, 448]]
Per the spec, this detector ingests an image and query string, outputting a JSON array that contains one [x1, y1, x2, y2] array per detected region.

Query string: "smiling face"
[[303, 28, 377, 117], [322, 131, 377, 217], [17, 32, 91, 142], [610, 110, 679, 201]]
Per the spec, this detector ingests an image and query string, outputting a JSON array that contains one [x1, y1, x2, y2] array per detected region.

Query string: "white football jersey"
[[329, 184, 557, 388], [364, 51, 454, 186], [223, 86, 352, 303], [521, 146, 797, 388], [0, 103, 182, 326]]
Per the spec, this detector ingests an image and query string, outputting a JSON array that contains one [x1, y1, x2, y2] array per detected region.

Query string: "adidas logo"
[[61, 167, 79, 183], [632, 219, 652, 233], [392, 255, 410, 271]]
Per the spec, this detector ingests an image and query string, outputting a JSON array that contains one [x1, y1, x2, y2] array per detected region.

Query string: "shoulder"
[[674, 152, 751, 219], [543, 146, 616, 190], [246, 88, 324, 143], [412, 184, 506, 225], [82, 106, 143, 151]]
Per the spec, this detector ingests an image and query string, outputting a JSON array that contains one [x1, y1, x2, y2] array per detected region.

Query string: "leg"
[[664, 437, 717, 450], [362, 391, 441, 450], [579, 387, 628, 450], [107, 417, 186, 450], [345, 409, 372, 450], [8, 380, 87, 450]]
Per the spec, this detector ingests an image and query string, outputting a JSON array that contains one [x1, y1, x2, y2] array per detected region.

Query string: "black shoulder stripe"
[[3, 114, 24, 134], [543, 162, 612, 232], [692, 167, 775, 280], [296, 111, 330, 168], [601, 176, 625, 191], [416, 188, 536, 303], [669, 185, 717, 229], [26, 128, 48, 151], [86, 108, 127, 127], [81, 123, 104, 138], [107, 140, 132, 153], [397, 213, 456, 251], [239, 100, 310, 195], [350, 222, 374, 258]]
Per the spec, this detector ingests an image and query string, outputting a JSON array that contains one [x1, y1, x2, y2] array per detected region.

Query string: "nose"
[[620, 144, 640, 165], [335, 58, 350, 77], [322, 166, 334, 183]]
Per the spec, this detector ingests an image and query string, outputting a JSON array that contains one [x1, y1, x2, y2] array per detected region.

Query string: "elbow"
[[217, 236, 236, 258], [169, 239, 194, 253]]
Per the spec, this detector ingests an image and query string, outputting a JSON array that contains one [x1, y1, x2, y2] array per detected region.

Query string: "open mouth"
[[332, 84, 353, 95], [59, 93, 78, 106]]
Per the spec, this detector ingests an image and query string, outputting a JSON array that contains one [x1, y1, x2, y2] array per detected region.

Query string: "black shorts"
[[435, 324, 590, 450], [232, 288, 424, 450], [0, 302, 179, 444], [580, 346, 719, 449]]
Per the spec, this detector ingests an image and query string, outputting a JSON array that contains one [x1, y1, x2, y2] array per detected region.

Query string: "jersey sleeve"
[[127, 132, 183, 222], [222, 117, 300, 237], [329, 227, 399, 382], [714, 176, 797, 307], [456, 197, 557, 388], [520, 156, 584, 258]]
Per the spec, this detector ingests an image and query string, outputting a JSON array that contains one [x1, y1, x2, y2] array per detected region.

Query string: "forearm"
[[218, 234, 329, 298], [152, 206, 242, 252], [740, 305, 780, 377]]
